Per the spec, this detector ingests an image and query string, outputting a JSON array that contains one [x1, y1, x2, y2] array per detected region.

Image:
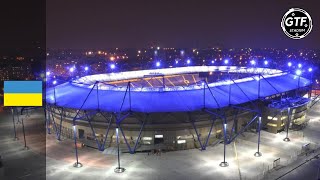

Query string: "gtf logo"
[[281, 8, 312, 39]]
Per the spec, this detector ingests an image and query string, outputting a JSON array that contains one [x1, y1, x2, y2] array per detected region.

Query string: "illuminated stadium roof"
[[46, 66, 311, 113]]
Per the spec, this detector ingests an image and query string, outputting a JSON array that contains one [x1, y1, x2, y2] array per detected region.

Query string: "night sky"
[[1, 1, 320, 50], [46, 0, 320, 48], [0, 1, 45, 56]]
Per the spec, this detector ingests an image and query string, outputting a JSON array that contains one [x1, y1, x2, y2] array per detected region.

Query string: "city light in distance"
[[110, 64, 116, 69], [175, 60, 179, 64], [53, 80, 57, 85], [308, 68, 312, 72], [187, 59, 191, 64], [156, 61, 161, 67], [250, 60, 256, 65], [110, 56, 115, 61], [264, 60, 268, 65], [46, 71, 51, 76], [288, 62, 292, 67], [211, 60, 215, 64], [69, 67, 75, 72], [84, 66, 89, 71], [224, 59, 229, 64], [298, 63, 302, 68]]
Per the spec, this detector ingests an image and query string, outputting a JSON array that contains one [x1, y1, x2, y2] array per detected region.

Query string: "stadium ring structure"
[[45, 66, 312, 167]]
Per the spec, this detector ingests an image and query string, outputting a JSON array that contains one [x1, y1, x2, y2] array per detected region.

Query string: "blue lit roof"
[[46, 66, 311, 113]]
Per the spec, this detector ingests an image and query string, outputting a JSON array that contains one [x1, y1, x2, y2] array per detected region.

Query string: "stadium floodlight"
[[52, 80, 57, 85], [156, 61, 161, 67], [84, 66, 89, 71], [46, 71, 51, 76], [224, 59, 229, 65], [250, 60, 256, 65], [295, 69, 302, 76], [288, 62, 292, 67], [298, 63, 302, 68], [264, 60, 268, 65], [308, 68, 312, 72], [70, 67, 75, 72], [110, 64, 116, 69]]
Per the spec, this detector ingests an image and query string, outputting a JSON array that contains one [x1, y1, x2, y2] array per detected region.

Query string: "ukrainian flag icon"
[[4, 81, 43, 106]]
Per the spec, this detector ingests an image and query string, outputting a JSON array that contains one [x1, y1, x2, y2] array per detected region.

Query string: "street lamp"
[[219, 123, 229, 167], [254, 117, 262, 157], [73, 124, 83, 168], [114, 127, 125, 173], [283, 107, 291, 142]]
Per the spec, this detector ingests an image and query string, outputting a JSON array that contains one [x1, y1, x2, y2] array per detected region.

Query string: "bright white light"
[[46, 71, 51, 76], [156, 62, 161, 67], [298, 63, 302, 68], [69, 67, 74, 72], [84, 66, 89, 71], [110, 64, 115, 69], [52, 80, 57, 85], [224, 59, 229, 64], [180, 50, 185, 55], [250, 60, 256, 65], [308, 68, 312, 72], [175, 60, 179, 64], [155, 134, 163, 138], [223, 123, 227, 129], [142, 137, 152, 141], [288, 62, 292, 67], [177, 139, 186, 144], [211, 60, 214, 64], [264, 61, 268, 65], [187, 59, 191, 64], [157, 46, 160, 50], [296, 69, 302, 76]]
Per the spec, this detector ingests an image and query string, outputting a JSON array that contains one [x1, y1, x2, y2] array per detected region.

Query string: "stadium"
[[45, 65, 312, 168]]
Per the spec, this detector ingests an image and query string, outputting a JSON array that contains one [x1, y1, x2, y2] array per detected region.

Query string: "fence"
[[235, 137, 320, 180]]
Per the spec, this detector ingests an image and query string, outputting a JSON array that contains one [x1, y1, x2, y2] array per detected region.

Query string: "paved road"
[[0, 108, 46, 180], [0, 102, 319, 180], [265, 101, 320, 180]]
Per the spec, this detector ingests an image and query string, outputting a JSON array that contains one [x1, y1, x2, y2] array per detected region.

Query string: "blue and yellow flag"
[[4, 81, 43, 106]]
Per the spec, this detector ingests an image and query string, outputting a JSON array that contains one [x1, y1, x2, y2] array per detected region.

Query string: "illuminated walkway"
[[0, 105, 319, 180], [0, 110, 46, 179]]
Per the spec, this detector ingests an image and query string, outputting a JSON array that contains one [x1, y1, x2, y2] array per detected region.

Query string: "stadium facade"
[[45, 66, 312, 166]]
